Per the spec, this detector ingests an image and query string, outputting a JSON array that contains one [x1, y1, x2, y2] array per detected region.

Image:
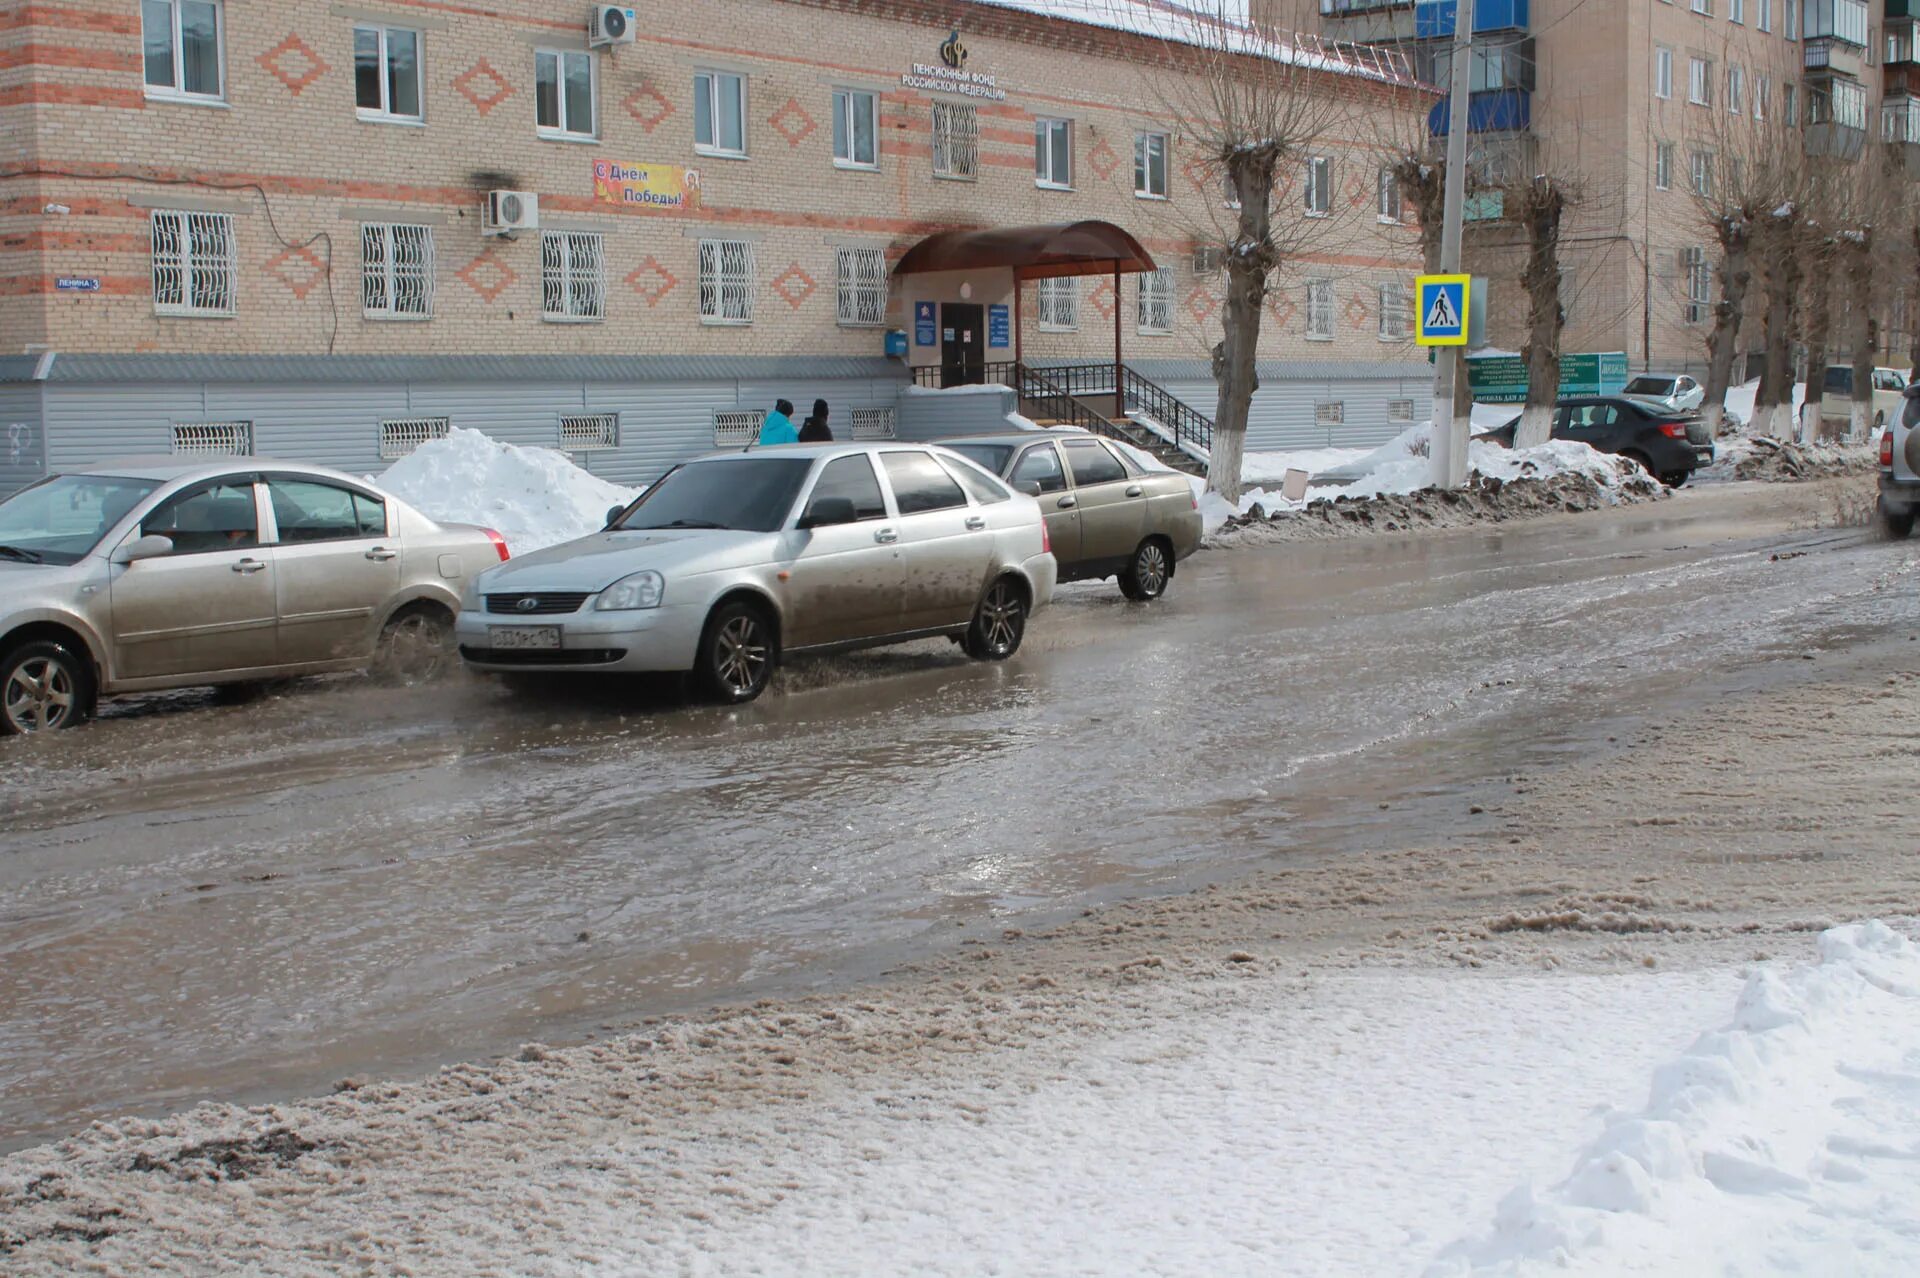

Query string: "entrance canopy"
[[892, 221, 1156, 281]]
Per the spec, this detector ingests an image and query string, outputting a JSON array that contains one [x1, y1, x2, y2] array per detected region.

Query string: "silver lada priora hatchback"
[[457, 443, 1057, 703]]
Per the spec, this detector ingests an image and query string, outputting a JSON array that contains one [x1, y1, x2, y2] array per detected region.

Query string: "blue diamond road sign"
[[1416, 274, 1470, 347]]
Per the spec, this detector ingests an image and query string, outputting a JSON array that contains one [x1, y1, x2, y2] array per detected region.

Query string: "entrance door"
[[940, 302, 985, 388]]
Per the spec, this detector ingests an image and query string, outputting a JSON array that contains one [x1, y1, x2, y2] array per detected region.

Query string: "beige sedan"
[[941, 431, 1203, 600], [0, 458, 508, 733]]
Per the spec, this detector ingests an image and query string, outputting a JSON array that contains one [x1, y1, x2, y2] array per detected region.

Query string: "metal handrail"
[[1020, 362, 1216, 455]]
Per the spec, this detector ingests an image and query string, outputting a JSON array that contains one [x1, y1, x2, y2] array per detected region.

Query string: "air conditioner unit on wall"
[[482, 190, 539, 237], [588, 6, 637, 46]]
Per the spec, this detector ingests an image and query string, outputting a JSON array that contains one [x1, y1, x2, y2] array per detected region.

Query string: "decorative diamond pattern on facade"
[[1345, 172, 1370, 208], [1185, 288, 1219, 325], [1087, 279, 1115, 321], [1343, 295, 1371, 330], [624, 83, 674, 131], [771, 264, 817, 309], [626, 256, 678, 306], [1182, 155, 1215, 194], [256, 34, 330, 96], [1087, 137, 1119, 181], [263, 244, 326, 299], [453, 58, 515, 115], [769, 97, 818, 147], [456, 247, 517, 302], [1267, 294, 1296, 329]]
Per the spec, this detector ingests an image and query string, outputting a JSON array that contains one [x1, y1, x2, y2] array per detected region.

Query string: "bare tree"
[[1752, 203, 1805, 438], [1512, 176, 1571, 449]]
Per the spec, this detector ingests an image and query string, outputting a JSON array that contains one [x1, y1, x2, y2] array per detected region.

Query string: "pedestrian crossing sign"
[[1415, 274, 1470, 347]]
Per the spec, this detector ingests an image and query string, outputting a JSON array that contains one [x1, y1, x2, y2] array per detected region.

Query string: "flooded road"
[[2, 481, 1914, 1148]]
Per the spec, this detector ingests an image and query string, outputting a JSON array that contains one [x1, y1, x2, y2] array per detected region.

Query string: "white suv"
[[1880, 386, 1920, 539]]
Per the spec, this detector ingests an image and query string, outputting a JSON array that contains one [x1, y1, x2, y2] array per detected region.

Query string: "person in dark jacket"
[[798, 398, 833, 443]]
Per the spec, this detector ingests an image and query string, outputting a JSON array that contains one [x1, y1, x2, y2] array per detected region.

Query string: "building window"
[[1038, 277, 1078, 330], [535, 49, 594, 138], [1377, 167, 1402, 222], [1222, 170, 1242, 209], [836, 247, 887, 327], [354, 25, 421, 122], [832, 88, 877, 169], [1134, 132, 1169, 198], [362, 223, 433, 319], [1315, 401, 1346, 427], [1137, 268, 1173, 335], [1683, 246, 1711, 323], [1786, 0, 1798, 40], [712, 410, 760, 446], [1655, 47, 1673, 99], [540, 231, 605, 322], [1377, 283, 1410, 341], [1305, 156, 1332, 216], [560, 414, 619, 452], [1690, 150, 1714, 196], [1784, 81, 1798, 125], [932, 101, 978, 179], [696, 71, 747, 157], [1727, 64, 1744, 115], [1655, 142, 1673, 189], [172, 421, 251, 456], [699, 239, 756, 324], [1689, 57, 1712, 106], [1755, 74, 1770, 119], [1731, 0, 1745, 21], [1389, 398, 1416, 423], [1306, 278, 1335, 340], [849, 408, 896, 441], [1036, 118, 1072, 189], [151, 210, 235, 317], [1692, 0, 1711, 13], [142, 0, 223, 100], [379, 417, 450, 460], [1760, 0, 1773, 31]]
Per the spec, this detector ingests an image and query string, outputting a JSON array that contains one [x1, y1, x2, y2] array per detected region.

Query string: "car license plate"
[[489, 626, 561, 650]]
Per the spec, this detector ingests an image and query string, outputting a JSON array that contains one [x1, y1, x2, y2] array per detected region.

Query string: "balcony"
[[1429, 88, 1531, 136], [1414, 0, 1529, 39], [1805, 119, 1869, 158], [1804, 37, 1867, 76]]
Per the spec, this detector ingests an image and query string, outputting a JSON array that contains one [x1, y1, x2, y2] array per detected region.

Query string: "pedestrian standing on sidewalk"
[[757, 398, 798, 446], [798, 398, 833, 443]]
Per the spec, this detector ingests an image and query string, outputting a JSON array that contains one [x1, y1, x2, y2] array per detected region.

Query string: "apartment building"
[[1312, 0, 1883, 372], [0, 0, 1431, 493]]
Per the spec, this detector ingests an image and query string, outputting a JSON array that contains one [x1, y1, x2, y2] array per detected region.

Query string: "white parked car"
[[1821, 366, 1908, 435], [1620, 374, 1705, 414], [457, 443, 1057, 703]]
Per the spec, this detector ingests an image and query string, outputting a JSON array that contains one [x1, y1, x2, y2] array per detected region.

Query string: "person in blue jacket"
[[757, 398, 798, 445]]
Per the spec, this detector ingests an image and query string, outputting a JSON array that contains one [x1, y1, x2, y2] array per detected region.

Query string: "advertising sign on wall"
[[988, 304, 1010, 348], [592, 160, 701, 211], [1466, 351, 1629, 404]]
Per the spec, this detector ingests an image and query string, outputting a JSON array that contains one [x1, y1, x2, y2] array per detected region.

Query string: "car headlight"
[[595, 570, 665, 611]]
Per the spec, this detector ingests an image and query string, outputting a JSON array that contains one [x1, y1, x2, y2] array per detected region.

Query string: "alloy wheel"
[[4, 657, 76, 733], [978, 583, 1023, 657], [714, 614, 770, 696], [385, 612, 450, 684], [1135, 544, 1169, 597]]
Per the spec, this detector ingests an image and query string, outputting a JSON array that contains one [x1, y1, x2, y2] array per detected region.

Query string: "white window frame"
[[1760, 0, 1773, 31], [1690, 149, 1714, 196], [1377, 283, 1410, 341], [1137, 267, 1173, 335], [150, 209, 236, 318], [696, 70, 748, 158], [1655, 47, 1674, 99], [1692, 0, 1712, 13], [1035, 117, 1073, 190], [699, 239, 756, 325], [1306, 278, 1335, 340], [354, 24, 423, 124], [1037, 277, 1078, 331], [172, 421, 251, 456], [1315, 401, 1346, 427], [1655, 142, 1673, 190], [713, 410, 760, 446], [540, 230, 606, 323], [535, 48, 596, 140], [1731, 0, 1745, 22], [1683, 246, 1711, 323], [379, 417, 450, 460], [832, 87, 877, 170], [1377, 166, 1402, 223], [1305, 156, 1333, 216], [1786, 0, 1799, 40], [361, 223, 434, 320], [932, 101, 979, 180], [1388, 399, 1416, 423], [1728, 64, 1744, 115], [142, 0, 226, 103], [1689, 57, 1712, 106], [849, 408, 896, 441], [1755, 74, 1770, 120], [836, 246, 887, 328], [560, 414, 619, 452], [1134, 132, 1169, 199]]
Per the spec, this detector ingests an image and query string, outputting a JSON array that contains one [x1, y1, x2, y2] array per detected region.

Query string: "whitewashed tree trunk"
[[1515, 404, 1555, 450], [1206, 150, 1279, 505]]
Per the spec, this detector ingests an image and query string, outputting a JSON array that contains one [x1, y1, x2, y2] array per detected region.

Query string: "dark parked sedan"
[[1482, 396, 1714, 487]]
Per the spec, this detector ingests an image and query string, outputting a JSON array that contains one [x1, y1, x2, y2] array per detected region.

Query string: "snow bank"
[[1722, 378, 1805, 429], [1432, 921, 1920, 1276], [377, 428, 641, 556]]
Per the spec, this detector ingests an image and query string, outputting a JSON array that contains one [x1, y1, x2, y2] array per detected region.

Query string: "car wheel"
[[696, 600, 775, 704], [1, 639, 94, 736], [1119, 538, 1172, 601], [1879, 498, 1916, 541], [374, 604, 454, 686], [1620, 450, 1655, 477], [963, 577, 1027, 661], [1658, 471, 1689, 489]]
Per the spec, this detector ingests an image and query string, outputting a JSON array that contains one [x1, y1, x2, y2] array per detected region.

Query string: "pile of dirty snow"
[[1700, 434, 1877, 483], [377, 428, 640, 555]]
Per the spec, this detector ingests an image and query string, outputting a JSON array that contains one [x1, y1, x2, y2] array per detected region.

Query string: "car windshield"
[[1622, 377, 1673, 396], [612, 457, 812, 533], [0, 474, 159, 566], [944, 442, 1016, 476]]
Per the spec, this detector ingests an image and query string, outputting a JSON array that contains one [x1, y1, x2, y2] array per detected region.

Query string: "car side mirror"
[[798, 496, 856, 529], [1015, 481, 1043, 498], [605, 504, 627, 529], [113, 533, 173, 564]]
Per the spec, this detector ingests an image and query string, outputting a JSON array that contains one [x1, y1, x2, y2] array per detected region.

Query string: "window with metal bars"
[[541, 231, 605, 321], [1682, 247, 1712, 324], [379, 417, 450, 459], [1306, 279, 1335, 340], [712, 410, 760, 446], [560, 414, 618, 451], [1037, 277, 1077, 331], [836, 247, 887, 327], [699, 239, 756, 324], [849, 408, 896, 440], [1389, 399, 1416, 423], [1137, 268, 1172, 335], [362, 223, 433, 319], [1377, 283, 1410, 341], [1315, 401, 1346, 427], [151, 210, 236, 317], [932, 101, 978, 179], [171, 421, 252, 455]]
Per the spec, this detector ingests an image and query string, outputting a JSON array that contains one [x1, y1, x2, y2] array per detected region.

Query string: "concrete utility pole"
[[1431, 0, 1475, 490]]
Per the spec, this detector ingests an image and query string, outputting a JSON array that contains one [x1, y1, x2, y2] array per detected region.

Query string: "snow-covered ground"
[[376, 428, 640, 555]]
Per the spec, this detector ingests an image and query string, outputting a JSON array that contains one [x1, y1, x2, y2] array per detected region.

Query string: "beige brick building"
[[0, 0, 1435, 486]]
